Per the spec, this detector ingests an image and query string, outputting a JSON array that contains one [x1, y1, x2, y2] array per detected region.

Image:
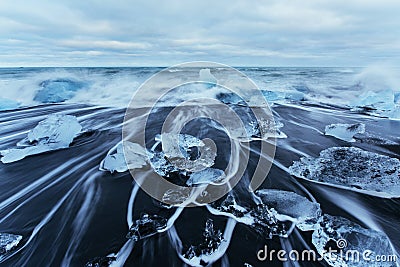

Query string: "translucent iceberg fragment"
[[249, 119, 287, 139], [126, 213, 167, 241], [99, 141, 147, 173], [199, 69, 217, 86], [0, 98, 20, 111], [186, 168, 226, 186], [1, 114, 82, 163], [85, 256, 116, 267], [350, 89, 395, 111], [312, 214, 396, 267], [324, 123, 365, 142], [256, 189, 321, 231], [183, 219, 224, 264], [289, 147, 400, 197], [157, 133, 217, 172], [149, 151, 181, 177], [208, 195, 288, 239], [34, 79, 86, 103], [0, 233, 22, 259]]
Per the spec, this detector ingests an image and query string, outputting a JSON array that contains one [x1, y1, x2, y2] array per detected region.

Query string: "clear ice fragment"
[[289, 147, 400, 197], [325, 123, 365, 142], [0, 114, 82, 163]]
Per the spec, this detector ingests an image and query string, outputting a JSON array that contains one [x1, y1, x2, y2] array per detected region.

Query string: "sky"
[[0, 0, 399, 67]]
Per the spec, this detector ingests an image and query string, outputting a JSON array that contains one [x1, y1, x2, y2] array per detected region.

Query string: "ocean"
[[0, 66, 399, 267]]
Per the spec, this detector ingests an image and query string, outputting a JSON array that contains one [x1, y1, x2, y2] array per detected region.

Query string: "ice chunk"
[[256, 189, 321, 231], [262, 90, 286, 102], [289, 147, 400, 197], [0, 233, 22, 259], [324, 123, 365, 142], [0, 114, 82, 163], [350, 89, 395, 111], [99, 141, 147, 173], [249, 119, 287, 139], [34, 79, 86, 103], [261, 90, 305, 102], [216, 92, 246, 105], [157, 133, 217, 172], [199, 69, 217, 87], [186, 168, 226, 186], [149, 151, 181, 177], [183, 219, 224, 265], [0, 98, 20, 111], [85, 256, 116, 267], [208, 195, 288, 239], [312, 214, 396, 267], [150, 133, 217, 178], [126, 213, 167, 241]]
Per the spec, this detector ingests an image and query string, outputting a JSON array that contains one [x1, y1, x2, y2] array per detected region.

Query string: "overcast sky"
[[0, 0, 399, 67]]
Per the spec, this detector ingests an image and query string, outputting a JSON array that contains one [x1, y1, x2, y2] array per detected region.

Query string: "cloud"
[[0, 0, 399, 66]]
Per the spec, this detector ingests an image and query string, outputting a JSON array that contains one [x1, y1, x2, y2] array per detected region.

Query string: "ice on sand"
[[208, 194, 289, 239], [183, 219, 224, 265], [100, 141, 147, 173], [186, 168, 226, 186], [126, 213, 167, 241], [324, 123, 365, 142], [289, 147, 400, 197], [0, 233, 22, 260], [0, 114, 82, 163], [312, 214, 396, 267], [256, 189, 321, 231]]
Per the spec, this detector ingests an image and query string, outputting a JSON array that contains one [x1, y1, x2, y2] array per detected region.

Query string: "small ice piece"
[[249, 119, 287, 139], [152, 133, 217, 174], [256, 189, 321, 231], [85, 256, 116, 267], [162, 188, 191, 206], [262, 90, 286, 102], [159, 133, 204, 160], [289, 147, 400, 198], [0, 98, 20, 111], [186, 168, 226, 186], [99, 141, 147, 173], [351, 89, 395, 111], [34, 79, 86, 103], [0, 114, 82, 163], [208, 195, 288, 239], [183, 219, 224, 264], [0, 233, 22, 258], [199, 69, 217, 87], [126, 213, 167, 241], [312, 214, 396, 267], [324, 123, 365, 142]]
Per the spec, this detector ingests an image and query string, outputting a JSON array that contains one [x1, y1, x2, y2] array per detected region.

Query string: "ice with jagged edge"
[[256, 189, 321, 231], [0, 233, 22, 260], [207, 194, 289, 239], [199, 68, 218, 87], [157, 133, 216, 172], [186, 168, 226, 186], [0, 98, 20, 111], [183, 219, 224, 266], [312, 214, 397, 267], [351, 89, 396, 111], [324, 123, 365, 142], [34, 79, 87, 103], [126, 213, 167, 241], [289, 147, 400, 198], [250, 119, 287, 139], [0, 114, 82, 163], [99, 141, 147, 173], [85, 256, 116, 267]]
